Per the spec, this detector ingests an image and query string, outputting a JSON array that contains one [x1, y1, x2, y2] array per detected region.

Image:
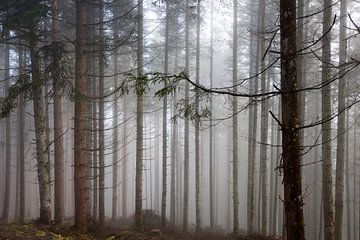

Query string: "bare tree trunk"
[[122, 94, 128, 218], [52, 0, 64, 224], [135, 0, 144, 230], [335, 1, 348, 239], [161, 0, 170, 228], [1, 43, 11, 223], [74, 0, 88, 231], [279, 0, 305, 238], [195, 0, 202, 232], [321, 0, 335, 239], [209, 0, 215, 230], [30, 32, 52, 224], [18, 48, 25, 223], [345, 108, 351, 240], [98, 0, 105, 226], [183, 0, 190, 232], [232, 0, 239, 235]]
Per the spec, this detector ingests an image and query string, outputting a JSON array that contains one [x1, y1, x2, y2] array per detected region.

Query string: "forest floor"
[[0, 222, 278, 240]]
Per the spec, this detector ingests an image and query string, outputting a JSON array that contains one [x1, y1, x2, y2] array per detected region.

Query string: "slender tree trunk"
[[98, 0, 105, 226], [161, 0, 170, 228], [18, 48, 25, 223], [232, 0, 239, 235], [183, 0, 190, 232], [135, 0, 144, 230], [74, 0, 88, 231], [209, 0, 215, 230], [1, 43, 11, 223], [52, 0, 64, 224], [30, 32, 52, 224], [353, 107, 358, 240], [122, 95, 128, 218], [279, 0, 305, 238], [345, 108, 351, 240], [258, 0, 268, 234], [194, 0, 202, 232], [335, 1, 348, 239], [321, 0, 335, 239]]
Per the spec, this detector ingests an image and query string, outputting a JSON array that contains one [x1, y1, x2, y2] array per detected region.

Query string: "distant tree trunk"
[[195, 0, 202, 232], [18, 48, 25, 224], [321, 0, 335, 239], [335, 0, 348, 239], [135, 0, 144, 230], [209, 0, 215, 230], [52, 0, 64, 224], [98, 0, 105, 226], [279, 0, 305, 238], [183, 0, 190, 232], [345, 108, 351, 240], [258, 0, 268, 234], [122, 94, 128, 218], [269, 97, 276, 234], [112, 25, 119, 223], [353, 108, 358, 240], [29, 31, 52, 224], [74, 0, 88, 231], [161, 0, 169, 228], [247, 0, 258, 232], [232, 0, 239, 235], [1, 43, 11, 223]]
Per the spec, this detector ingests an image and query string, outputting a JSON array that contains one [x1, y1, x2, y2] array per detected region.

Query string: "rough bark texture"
[[321, 0, 335, 239], [232, 0, 239, 235], [335, 0, 348, 239], [30, 32, 52, 225], [98, 1, 105, 226], [280, 0, 305, 239], [74, 0, 88, 231], [53, 0, 64, 224], [1, 43, 11, 223], [183, 0, 190, 232], [135, 0, 144, 230]]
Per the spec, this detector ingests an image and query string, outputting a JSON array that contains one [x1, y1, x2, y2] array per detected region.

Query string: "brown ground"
[[0, 222, 277, 240]]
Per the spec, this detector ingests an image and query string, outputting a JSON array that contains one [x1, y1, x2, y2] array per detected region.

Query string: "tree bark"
[[74, 0, 88, 231], [321, 0, 335, 239], [232, 0, 239, 235], [335, 0, 348, 239], [279, 0, 305, 238], [135, 0, 144, 230]]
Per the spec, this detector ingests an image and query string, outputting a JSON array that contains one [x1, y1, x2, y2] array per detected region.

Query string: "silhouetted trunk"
[[279, 0, 305, 238], [53, 0, 64, 224], [30, 31, 52, 224], [122, 94, 128, 218], [18, 48, 25, 223], [335, 1, 348, 239], [183, 0, 190, 232], [74, 0, 88, 231], [135, 0, 144, 230], [232, 0, 239, 234], [98, 0, 105, 226], [321, 0, 335, 239], [1, 43, 10, 223]]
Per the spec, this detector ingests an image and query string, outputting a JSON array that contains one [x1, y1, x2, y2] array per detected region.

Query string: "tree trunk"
[[29, 32, 52, 224], [98, 0, 105, 226], [74, 0, 88, 231], [1, 43, 11, 223], [122, 95, 128, 218], [161, 0, 169, 228], [195, 0, 202, 232], [345, 108, 351, 240], [183, 0, 190, 232], [232, 0, 239, 235], [52, 0, 64, 224], [279, 0, 305, 238], [135, 0, 144, 230], [335, 0, 348, 239], [321, 0, 335, 239]]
